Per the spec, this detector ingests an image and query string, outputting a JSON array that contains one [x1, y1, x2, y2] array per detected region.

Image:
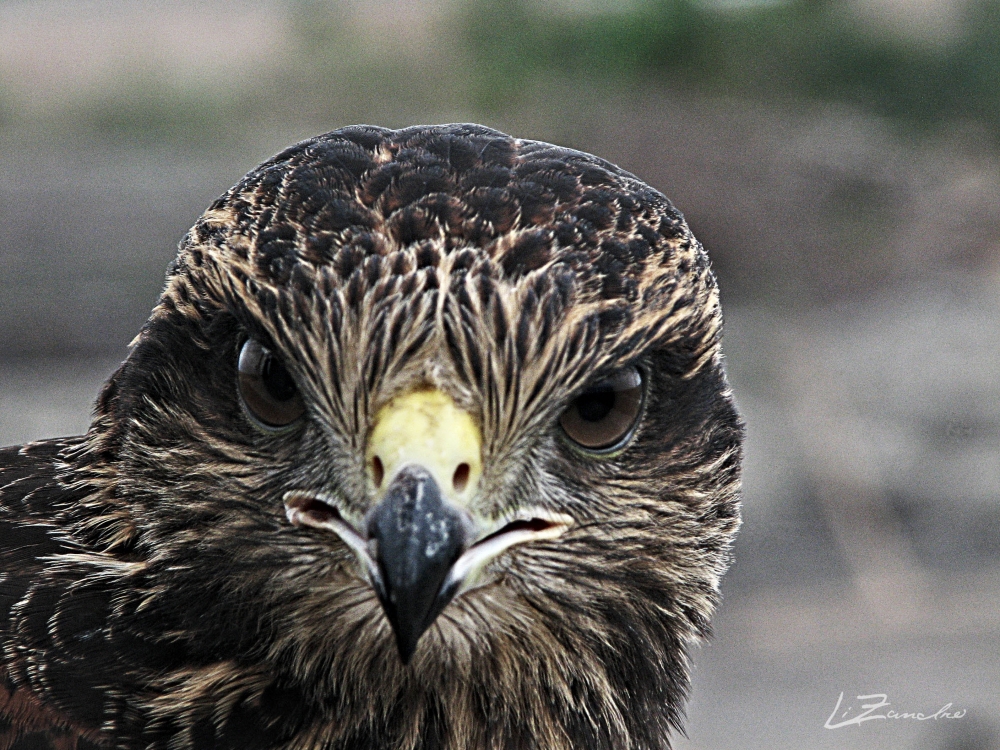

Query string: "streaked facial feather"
[[1, 124, 742, 750]]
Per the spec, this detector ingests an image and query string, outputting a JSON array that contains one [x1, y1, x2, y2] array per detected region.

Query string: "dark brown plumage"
[[0, 124, 743, 750]]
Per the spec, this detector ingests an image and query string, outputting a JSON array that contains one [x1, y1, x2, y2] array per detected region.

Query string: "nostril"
[[372, 456, 384, 488], [452, 462, 470, 492]]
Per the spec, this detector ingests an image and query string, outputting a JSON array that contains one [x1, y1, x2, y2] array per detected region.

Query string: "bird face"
[[285, 382, 578, 664], [85, 124, 742, 749]]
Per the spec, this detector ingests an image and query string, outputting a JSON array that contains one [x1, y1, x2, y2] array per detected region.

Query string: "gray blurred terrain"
[[0, 141, 256, 354], [3, 107, 999, 750], [1, 1, 999, 748]]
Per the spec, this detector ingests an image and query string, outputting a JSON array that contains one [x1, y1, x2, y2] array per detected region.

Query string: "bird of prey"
[[0, 123, 742, 750]]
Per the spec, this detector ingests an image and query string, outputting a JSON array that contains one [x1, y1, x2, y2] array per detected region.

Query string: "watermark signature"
[[825, 692, 966, 729]]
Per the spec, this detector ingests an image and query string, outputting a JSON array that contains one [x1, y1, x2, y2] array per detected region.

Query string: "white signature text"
[[825, 692, 966, 729]]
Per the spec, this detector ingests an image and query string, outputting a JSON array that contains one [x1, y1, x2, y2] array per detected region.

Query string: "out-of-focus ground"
[[1, 1, 999, 748]]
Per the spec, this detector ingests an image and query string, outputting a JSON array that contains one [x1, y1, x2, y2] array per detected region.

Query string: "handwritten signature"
[[825, 692, 966, 729]]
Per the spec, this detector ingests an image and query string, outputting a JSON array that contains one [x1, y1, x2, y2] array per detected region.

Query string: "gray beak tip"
[[368, 465, 469, 664]]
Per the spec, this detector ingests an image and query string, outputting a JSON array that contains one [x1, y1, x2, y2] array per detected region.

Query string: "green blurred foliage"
[[72, 84, 258, 146], [459, 0, 1000, 138], [2, 0, 998, 145]]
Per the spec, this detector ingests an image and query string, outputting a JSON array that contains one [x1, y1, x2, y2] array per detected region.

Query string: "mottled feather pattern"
[[0, 124, 742, 749]]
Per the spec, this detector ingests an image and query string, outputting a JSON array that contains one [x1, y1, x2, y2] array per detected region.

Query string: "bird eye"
[[237, 338, 305, 429], [559, 366, 644, 451]]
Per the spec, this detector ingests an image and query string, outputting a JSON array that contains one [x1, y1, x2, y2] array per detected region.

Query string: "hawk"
[[0, 124, 742, 750]]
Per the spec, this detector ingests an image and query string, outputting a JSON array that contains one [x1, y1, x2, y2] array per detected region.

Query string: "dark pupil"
[[575, 387, 615, 422], [261, 355, 297, 402]]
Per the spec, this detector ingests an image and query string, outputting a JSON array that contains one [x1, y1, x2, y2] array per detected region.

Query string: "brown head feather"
[[1, 124, 742, 750]]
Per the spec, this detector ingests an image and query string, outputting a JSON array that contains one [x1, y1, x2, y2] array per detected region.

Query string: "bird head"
[[78, 124, 743, 749]]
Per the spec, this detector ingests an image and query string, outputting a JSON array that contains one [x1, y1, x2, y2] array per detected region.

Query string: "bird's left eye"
[[560, 365, 644, 451], [237, 338, 305, 428]]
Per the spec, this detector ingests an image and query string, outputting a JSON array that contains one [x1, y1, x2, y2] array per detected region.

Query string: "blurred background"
[[1, 0, 998, 747]]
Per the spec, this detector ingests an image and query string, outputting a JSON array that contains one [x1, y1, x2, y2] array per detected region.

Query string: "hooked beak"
[[366, 465, 469, 662], [283, 388, 572, 664]]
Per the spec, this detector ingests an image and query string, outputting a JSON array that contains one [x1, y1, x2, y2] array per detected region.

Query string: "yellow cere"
[[366, 388, 483, 502]]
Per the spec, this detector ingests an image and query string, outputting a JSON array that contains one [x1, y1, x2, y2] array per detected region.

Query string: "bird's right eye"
[[237, 338, 305, 429]]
